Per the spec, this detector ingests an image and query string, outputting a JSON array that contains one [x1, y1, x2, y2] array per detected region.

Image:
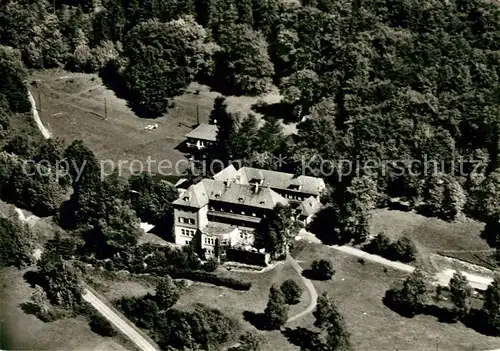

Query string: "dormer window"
[[215, 193, 221, 198], [238, 197, 244, 202], [288, 184, 301, 191], [259, 200, 265, 205], [183, 196, 189, 201]]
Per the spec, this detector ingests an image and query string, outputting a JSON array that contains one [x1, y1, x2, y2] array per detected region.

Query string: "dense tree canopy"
[[122, 16, 217, 115]]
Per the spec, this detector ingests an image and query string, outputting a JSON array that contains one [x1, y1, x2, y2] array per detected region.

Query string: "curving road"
[[28, 89, 51, 139], [286, 255, 318, 324]]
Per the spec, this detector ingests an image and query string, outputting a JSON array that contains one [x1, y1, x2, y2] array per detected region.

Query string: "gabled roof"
[[299, 196, 321, 217], [184, 123, 217, 141], [173, 178, 288, 209], [213, 165, 325, 196]]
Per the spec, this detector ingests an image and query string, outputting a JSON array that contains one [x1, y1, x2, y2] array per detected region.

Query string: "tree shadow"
[[242, 311, 269, 331], [19, 302, 41, 316], [462, 308, 495, 336], [251, 102, 297, 124], [23, 270, 44, 288], [302, 269, 331, 281], [281, 327, 323, 350]]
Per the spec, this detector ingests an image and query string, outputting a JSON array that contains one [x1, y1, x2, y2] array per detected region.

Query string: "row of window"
[[283, 193, 304, 200], [178, 217, 195, 224], [181, 229, 196, 237], [204, 237, 216, 245], [208, 206, 259, 217], [206, 249, 214, 255]]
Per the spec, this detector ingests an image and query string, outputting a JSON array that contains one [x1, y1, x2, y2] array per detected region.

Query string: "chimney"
[[253, 182, 259, 193]]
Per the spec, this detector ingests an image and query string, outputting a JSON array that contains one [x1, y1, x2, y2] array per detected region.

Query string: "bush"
[[203, 258, 218, 272], [36, 306, 73, 322], [89, 314, 118, 337], [311, 259, 335, 280], [167, 269, 252, 290], [389, 237, 417, 263], [364, 232, 391, 255], [363, 233, 417, 263], [280, 280, 303, 305]]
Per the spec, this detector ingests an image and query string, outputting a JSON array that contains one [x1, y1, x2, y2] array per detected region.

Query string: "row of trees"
[[385, 268, 500, 336]]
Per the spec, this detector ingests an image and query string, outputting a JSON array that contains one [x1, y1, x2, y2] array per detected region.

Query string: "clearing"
[[370, 209, 495, 270], [29, 70, 294, 178], [0, 267, 130, 351], [292, 241, 500, 351]]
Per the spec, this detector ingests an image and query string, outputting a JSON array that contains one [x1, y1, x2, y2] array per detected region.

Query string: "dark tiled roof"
[[184, 123, 217, 141], [213, 165, 325, 196], [173, 179, 288, 209]]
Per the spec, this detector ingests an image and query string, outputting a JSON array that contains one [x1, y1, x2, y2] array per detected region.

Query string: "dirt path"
[[286, 255, 318, 324], [28, 90, 51, 139], [297, 231, 493, 291], [82, 289, 158, 351]]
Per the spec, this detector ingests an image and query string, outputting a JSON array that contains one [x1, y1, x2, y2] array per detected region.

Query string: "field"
[[370, 209, 495, 270], [0, 267, 130, 351], [29, 70, 292, 178], [292, 241, 500, 351]]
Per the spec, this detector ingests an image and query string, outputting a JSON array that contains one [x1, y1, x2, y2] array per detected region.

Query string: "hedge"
[[165, 268, 252, 291]]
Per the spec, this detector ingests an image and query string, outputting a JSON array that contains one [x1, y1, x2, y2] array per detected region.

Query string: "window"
[[186, 240, 190, 245], [252, 212, 256, 217], [241, 210, 245, 215], [189, 218, 195, 225], [181, 229, 185, 235]]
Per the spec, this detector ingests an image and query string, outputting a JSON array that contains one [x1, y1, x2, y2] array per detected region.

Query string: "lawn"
[[370, 209, 495, 269], [292, 241, 500, 351], [175, 261, 309, 350], [0, 267, 130, 351], [29, 69, 291, 178]]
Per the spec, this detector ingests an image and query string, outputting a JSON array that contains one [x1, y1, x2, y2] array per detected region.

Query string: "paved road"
[[286, 255, 318, 324], [82, 289, 158, 351], [28, 89, 51, 139]]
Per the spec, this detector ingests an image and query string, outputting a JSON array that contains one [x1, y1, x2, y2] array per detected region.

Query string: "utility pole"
[[38, 89, 42, 113], [104, 97, 107, 120], [196, 103, 200, 125]]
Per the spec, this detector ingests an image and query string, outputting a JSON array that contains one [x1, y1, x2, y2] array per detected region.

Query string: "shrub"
[[280, 279, 303, 305], [364, 232, 391, 255], [167, 269, 252, 290], [311, 259, 335, 280], [203, 258, 218, 272], [363, 233, 417, 263], [389, 237, 417, 263], [89, 314, 118, 337]]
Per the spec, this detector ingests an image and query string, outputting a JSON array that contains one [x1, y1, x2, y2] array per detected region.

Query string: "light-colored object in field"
[[139, 222, 155, 233], [144, 124, 158, 131]]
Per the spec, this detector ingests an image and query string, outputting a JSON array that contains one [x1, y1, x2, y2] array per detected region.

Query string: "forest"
[[1, 0, 500, 249]]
